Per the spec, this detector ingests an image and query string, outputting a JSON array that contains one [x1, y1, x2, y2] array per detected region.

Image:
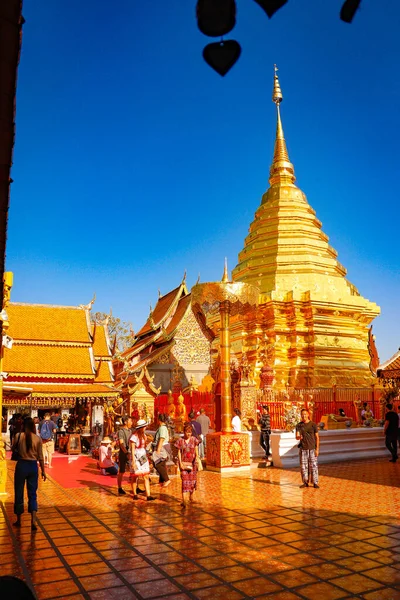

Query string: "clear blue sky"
[[7, 0, 400, 362]]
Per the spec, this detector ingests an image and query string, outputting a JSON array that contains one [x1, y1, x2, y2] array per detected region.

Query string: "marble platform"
[[270, 427, 388, 469]]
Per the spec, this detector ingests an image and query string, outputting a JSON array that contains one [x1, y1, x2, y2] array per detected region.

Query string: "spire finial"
[[222, 257, 229, 283], [269, 65, 296, 186], [272, 64, 283, 105]]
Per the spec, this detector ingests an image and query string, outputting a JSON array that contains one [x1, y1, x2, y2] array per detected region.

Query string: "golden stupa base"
[[205, 432, 251, 473]]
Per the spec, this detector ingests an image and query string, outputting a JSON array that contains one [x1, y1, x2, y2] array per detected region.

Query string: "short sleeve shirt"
[[385, 412, 399, 437], [296, 421, 318, 450], [153, 424, 169, 448], [118, 427, 131, 451]]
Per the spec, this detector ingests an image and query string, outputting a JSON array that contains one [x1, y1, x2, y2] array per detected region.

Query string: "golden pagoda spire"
[[269, 65, 296, 185], [221, 257, 229, 282]]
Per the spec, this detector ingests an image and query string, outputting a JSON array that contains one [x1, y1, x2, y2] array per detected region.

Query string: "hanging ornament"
[[340, 0, 362, 23], [196, 0, 236, 37], [203, 40, 241, 76], [252, 0, 288, 19]]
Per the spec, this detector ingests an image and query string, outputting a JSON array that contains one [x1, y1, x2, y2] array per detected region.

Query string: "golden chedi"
[[231, 66, 380, 388]]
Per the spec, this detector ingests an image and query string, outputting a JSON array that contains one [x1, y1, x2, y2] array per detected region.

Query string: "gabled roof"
[[92, 324, 111, 358], [164, 293, 191, 336], [4, 301, 116, 394], [8, 303, 91, 344], [136, 281, 187, 338]]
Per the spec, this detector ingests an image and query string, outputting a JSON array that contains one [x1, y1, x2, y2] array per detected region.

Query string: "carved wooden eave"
[[127, 367, 161, 397]]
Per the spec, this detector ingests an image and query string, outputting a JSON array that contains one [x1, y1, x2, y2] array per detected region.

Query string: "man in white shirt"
[[196, 408, 211, 459], [99, 437, 118, 475]]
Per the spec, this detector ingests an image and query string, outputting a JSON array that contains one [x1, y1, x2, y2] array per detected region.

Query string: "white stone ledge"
[[270, 427, 388, 469]]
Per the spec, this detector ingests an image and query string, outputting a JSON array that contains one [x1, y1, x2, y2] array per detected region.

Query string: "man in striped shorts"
[[296, 409, 320, 489]]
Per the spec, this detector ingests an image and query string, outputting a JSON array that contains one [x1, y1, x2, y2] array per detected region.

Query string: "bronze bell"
[[196, 0, 236, 37]]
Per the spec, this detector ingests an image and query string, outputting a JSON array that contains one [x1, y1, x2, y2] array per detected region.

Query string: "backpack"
[[40, 421, 52, 440]]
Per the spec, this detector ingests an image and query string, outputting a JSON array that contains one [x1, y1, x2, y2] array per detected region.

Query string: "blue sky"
[[7, 0, 400, 361]]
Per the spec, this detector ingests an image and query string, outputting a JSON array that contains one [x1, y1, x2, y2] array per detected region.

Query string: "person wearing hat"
[[129, 420, 155, 501], [99, 437, 118, 476]]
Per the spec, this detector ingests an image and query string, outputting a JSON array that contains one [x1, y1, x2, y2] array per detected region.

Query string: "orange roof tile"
[[94, 360, 114, 384], [4, 344, 94, 379], [92, 324, 111, 357], [8, 303, 91, 343]]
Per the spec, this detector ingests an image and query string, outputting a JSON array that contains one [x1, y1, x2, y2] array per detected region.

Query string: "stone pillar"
[[206, 300, 250, 473], [220, 300, 232, 433]]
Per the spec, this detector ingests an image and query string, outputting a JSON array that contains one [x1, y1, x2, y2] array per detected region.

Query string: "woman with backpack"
[[12, 417, 46, 531]]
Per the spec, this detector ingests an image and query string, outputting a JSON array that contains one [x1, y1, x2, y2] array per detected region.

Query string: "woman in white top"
[[152, 413, 171, 488], [231, 408, 242, 433], [129, 420, 154, 501]]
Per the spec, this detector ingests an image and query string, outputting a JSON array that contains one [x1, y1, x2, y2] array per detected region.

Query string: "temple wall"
[[148, 308, 211, 393]]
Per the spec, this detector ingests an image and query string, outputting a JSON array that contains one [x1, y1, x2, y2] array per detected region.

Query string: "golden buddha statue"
[[167, 390, 176, 419], [175, 392, 187, 433]]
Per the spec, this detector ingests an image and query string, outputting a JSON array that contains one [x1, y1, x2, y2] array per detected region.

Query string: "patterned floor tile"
[[2, 456, 400, 600]]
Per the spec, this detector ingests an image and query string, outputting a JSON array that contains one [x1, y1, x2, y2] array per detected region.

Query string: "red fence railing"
[[155, 387, 385, 431], [155, 391, 215, 428], [256, 387, 385, 429]]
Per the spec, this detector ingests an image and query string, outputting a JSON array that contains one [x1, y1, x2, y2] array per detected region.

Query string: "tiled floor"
[[1, 457, 400, 599]]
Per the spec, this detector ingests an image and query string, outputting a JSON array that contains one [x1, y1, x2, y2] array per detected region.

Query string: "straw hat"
[[135, 419, 149, 430], [101, 437, 112, 444]]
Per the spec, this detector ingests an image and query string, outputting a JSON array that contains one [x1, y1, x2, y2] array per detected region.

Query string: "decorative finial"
[[149, 303, 153, 315], [272, 64, 283, 105], [158, 289, 161, 298], [196, 273, 201, 285], [269, 65, 295, 185], [182, 270, 187, 283], [222, 257, 229, 283]]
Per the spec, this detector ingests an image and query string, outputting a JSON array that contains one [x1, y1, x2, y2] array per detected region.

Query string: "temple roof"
[[5, 344, 94, 379], [378, 350, 400, 378], [94, 359, 114, 383], [136, 280, 187, 338], [92, 323, 111, 358], [8, 303, 92, 343], [3, 301, 118, 398], [115, 280, 192, 380]]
